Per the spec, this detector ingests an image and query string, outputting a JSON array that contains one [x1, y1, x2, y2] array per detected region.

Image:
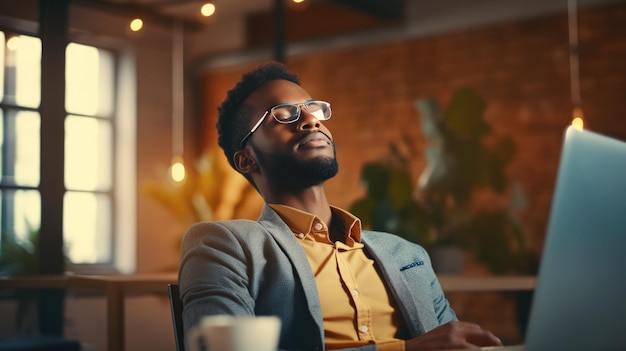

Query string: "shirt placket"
[[334, 244, 374, 341]]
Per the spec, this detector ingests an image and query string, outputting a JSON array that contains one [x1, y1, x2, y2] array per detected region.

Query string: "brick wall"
[[199, 2, 626, 343]]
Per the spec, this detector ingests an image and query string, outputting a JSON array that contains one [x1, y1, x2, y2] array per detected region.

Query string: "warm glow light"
[[287, 0, 309, 11], [130, 18, 144, 32], [170, 157, 187, 183], [201, 3, 216, 17], [572, 117, 584, 130], [571, 107, 584, 130], [6, 36, 20, 51]]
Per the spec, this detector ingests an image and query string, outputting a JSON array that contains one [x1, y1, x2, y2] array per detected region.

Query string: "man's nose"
[[297, 110, 321, 131]]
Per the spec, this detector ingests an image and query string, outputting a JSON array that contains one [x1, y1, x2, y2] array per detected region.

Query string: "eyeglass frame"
[[238, 100, 332, 149]]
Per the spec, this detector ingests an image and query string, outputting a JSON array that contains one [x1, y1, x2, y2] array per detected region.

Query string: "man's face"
[[242, 79, 338, 187]]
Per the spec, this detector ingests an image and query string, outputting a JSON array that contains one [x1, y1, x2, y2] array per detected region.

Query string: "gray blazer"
[[179, 205, 457, 351]]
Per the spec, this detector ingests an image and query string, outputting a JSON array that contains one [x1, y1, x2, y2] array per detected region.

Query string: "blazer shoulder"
[[189, 219, 260, 230], [184, 219, 267, 239], [362, 230, 428, 252]]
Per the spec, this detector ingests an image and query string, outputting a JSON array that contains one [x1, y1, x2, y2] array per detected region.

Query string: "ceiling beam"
[[333, 0, 404, 20], [70, 0, 206, 31]]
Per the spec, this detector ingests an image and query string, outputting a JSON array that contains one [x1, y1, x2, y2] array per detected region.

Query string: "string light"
[[200, 3, 216, 17], [6, 36, 20, 51], [170, 156, 186, 182], [125, 3, 219, 33], [170, 21, 186, 183], [129, 18, 144, 32], [572, 107, 584, 130], [288, 0, 309, 10]]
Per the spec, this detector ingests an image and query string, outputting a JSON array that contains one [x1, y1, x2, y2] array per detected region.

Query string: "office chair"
[[168, 284, 185, 351]]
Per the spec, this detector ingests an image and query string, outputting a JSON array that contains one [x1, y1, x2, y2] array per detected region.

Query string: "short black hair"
[[217, 61, 300, 170]]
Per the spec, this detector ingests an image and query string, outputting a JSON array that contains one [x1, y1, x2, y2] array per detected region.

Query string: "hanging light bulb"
[[568, 0, 584, 130], [288, 0, 309, 11], [129, 18, 144, 32], [6, 36, 20, 51], [201, 3, 216, 17], [170, 155, 186, 183], [572, 107, 584, 130], [170, 21, 186, 184]]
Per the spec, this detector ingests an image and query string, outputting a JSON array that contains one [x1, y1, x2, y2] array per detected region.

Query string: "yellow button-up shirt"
[[270, 204, 407, 351]]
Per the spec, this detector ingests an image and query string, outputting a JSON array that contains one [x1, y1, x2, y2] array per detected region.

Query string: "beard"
[[251, 142, 339, 189]]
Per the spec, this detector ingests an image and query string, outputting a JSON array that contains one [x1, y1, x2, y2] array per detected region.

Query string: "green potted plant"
[[1, 223, 75, 334], [351, 88, 531, 274], [1, 225, 46, 334], [0, 226, 40, 277]]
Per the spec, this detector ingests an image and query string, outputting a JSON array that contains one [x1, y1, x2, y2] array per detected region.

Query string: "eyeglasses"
[[239, 100, 332, 149]]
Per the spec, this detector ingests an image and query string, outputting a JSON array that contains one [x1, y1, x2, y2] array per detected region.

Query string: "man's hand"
[[405, 321, 503, 350]]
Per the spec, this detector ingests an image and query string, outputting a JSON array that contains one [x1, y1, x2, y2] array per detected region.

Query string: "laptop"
[[506, 126, 626, 351]]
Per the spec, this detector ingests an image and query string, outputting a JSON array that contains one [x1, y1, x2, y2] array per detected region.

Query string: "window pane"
[[0, 110, 40, 186], [14, 35, 41, 108], [64, 191, 111, 263], [0, 189, 41, 242], [65, 43, 114, 116], [65, 115, 112, 191]]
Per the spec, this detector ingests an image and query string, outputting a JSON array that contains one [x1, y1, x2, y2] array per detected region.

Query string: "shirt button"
[[352, 289, 359, 296], [359, 325, 369, 333], [297, 233, 305, 239], [314, 222, 323, 230]]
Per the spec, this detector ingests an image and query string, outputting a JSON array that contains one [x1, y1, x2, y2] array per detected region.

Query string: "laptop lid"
[[524, 126, 626, 350]]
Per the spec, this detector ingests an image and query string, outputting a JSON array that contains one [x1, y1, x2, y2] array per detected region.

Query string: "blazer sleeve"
[[178, 221, 259, 334], [178, 219, 328, 351]]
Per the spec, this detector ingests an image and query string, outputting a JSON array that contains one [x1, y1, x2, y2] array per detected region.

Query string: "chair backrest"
[[168, 284, 185, 351]]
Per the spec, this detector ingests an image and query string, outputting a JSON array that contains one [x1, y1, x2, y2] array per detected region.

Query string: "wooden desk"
[[0, 275, 70, 290], [68, 274, 177, 351], [1, 274, 177, 351], [1, 274, 534, 351]]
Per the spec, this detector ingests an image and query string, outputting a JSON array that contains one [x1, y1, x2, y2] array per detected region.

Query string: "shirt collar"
[[268, 204, 362, 243]]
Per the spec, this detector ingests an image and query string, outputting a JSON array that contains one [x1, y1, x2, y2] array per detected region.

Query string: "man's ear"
[[233, 149, 257, 174]]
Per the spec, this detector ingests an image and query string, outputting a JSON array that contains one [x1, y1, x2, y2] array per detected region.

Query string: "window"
[[0, 32, 44, 258], [0, 30, 135, 272], [64, 42, 115, 264]]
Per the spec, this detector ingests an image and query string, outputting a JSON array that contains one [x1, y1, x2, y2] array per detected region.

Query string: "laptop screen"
[[524, 127, 626, 350]]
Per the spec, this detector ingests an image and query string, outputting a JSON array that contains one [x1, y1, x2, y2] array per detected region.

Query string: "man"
[[178, 62, 503, 351]]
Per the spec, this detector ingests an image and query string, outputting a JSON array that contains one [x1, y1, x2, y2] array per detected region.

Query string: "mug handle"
[[186, 326, 203, 351]]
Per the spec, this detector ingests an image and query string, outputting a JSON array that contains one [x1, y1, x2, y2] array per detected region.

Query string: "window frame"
[[0, 25, 136, 274]]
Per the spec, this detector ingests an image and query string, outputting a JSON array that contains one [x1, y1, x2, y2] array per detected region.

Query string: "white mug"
[[187, 315, 281, 351]]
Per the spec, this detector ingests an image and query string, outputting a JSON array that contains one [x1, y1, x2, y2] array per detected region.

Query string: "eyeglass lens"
[[271, 101, 330, 123]]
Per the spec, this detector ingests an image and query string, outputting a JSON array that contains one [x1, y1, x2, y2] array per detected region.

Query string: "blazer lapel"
[[361, 236, 431, 336], [257, 205, 325, 336]]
